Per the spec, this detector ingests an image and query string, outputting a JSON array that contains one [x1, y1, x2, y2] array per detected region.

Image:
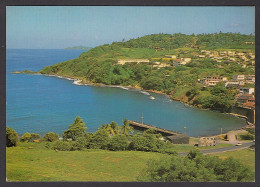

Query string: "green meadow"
[[6, 142, 254, 182]]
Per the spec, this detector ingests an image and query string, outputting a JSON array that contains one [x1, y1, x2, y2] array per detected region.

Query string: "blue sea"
[[6, 49, 247, 137]]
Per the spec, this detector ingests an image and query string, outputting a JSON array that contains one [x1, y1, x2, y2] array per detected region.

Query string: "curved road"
[[179, 141, 255, 156]]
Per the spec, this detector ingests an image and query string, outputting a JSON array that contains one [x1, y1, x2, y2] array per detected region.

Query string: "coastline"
[[12, 71, 253, 138]]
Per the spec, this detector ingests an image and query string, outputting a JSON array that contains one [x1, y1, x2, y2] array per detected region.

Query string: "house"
[[199, 137, 217, 147], [200, 76, 228, 87], [245, 75, 255, 83], [243, 98, 255, 109], [167, 134, 189, 144], [219, 51, 227, 56], [211, 51, 219, 56], [180, 58, 191, 63], [236, 94, 254, 104], [198, 55, 206, 58], [117, 59, 150, 65], [165, 55, 177, 59], [239, 87, 255, 94], [228, 51, 235, 56], [233, 75, 245, 81]]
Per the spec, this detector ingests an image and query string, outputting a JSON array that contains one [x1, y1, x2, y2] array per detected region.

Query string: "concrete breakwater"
[[229, 106, 255, 124]]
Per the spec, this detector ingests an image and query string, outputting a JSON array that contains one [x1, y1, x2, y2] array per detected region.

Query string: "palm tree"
[[122, 118, 134, 136], [99, 123, 116, 136], [110, 121, 121, 135]]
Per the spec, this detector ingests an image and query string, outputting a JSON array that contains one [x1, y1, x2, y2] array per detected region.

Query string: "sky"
[[6, 6, 255, 49]]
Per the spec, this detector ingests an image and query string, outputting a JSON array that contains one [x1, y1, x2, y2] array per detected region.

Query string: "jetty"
[[128, 120, 181, 136]]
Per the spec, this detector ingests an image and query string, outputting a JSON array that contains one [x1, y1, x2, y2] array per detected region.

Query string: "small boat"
[[149, 96, 155, 100]]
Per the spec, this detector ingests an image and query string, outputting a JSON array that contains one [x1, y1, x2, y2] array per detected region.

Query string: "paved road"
[[179, 141, 255, 156]]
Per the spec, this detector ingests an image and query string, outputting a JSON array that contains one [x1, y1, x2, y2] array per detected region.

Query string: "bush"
[[6, 127, 18, 147], [52, 141, 73, 151], [43, 132, 59, 142], [20, 132, 32, 142], [31, 133, 41, 141], [108, 134, 129, 151], [128, 133, 161, 152], [72, 137, 87, 150], [138, 150, 254, 182], [88, 129, 110, 149], [237, 133, 255, 141]]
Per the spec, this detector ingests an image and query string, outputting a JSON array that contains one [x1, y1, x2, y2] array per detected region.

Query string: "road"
[[179, 141, 255, 156]]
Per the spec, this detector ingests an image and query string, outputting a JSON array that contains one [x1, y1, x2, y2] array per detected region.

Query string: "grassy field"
[[6, 142, 167, 181], [211, 149, 255, 172], [6, 142, 254, 182]]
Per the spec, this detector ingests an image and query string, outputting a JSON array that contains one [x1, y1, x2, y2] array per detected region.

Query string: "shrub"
[[52, 141, 73, 151], [43, 132, 59, 142], [20, 132, 32, 142], [88, 129, 110, 149], [138, 150, 254, 182], [6, 127, 18, 147], [72, 137, 87, 150], [31, 133, 41, 141], [108, 134, 129, 151], [128, 134, 159, 152]]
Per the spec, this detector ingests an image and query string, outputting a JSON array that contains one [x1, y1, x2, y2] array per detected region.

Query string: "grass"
[[6, 142, 167, 182], [211, 149, 255, 173], [6, 142, 254, 182], [236, 132, 254, 142]]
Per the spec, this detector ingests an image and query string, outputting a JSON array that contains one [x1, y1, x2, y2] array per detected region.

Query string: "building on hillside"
[[166, 134, 189, 144], [239, 87, 255, 94], [211, 51, 219, 56], [245, 75, 255, 84], [228, 51, 236, 56], [245, 41, 254, 45], [117, 59, 150, 65], [243, 99, 255, 110], [180, 58, 191, 63], [165, 55, 177, 59], [236, 94, 254, 104], [198, 55, 206, 58], [225, 81, 245, 88], [233, 75, 245, 81], [219, 51, 227, 56], [200, 76, 228, 87], [198, 137, 217, 147]]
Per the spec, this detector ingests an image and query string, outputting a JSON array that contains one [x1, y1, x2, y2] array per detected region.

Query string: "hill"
[[65, 46, 92, 50], [39, 33, 255, 112]]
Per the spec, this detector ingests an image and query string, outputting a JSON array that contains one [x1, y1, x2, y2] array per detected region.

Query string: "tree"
[[20, 132, 32, 142], [138, 150, 254, 182], [30, 133, 41, 141], [108, 134, 129, 151], [88, 129, 110, 149], [6, 127, 18, 147], [122, 119, 134, 136], [62, 116, 87, 141], [43, 132, 59, 142]]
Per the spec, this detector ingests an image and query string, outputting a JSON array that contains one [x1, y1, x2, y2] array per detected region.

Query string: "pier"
[[129, 120, 181, 136]]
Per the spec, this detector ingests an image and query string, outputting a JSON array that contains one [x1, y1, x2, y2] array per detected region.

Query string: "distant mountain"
[[65, 46, 92, 50]]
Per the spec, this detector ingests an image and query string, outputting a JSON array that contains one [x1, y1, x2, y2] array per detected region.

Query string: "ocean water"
[[6, 49, 247, 137]]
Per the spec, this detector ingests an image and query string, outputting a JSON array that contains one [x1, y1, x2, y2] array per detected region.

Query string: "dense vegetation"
[[39, 33, 254, 113], [139, 150, 254, 182], [6, 127, 18, 147], [6, 116, 255, 182]]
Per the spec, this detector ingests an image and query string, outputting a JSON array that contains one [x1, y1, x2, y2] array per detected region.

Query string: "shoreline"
[[12, 71, 253, 138]]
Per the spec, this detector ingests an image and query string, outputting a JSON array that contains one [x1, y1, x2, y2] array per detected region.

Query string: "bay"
[[6, 49, 247, 137]]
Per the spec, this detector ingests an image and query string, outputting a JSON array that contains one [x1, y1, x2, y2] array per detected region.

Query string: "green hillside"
[[39, 33, 255, 112]]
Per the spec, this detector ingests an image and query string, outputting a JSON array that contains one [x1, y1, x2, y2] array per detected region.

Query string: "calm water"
[[6, 49, 246, 137]]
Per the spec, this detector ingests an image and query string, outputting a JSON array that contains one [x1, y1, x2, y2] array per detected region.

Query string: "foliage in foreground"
[[6, 127, 18, 147], [138, 150, 254, 182]]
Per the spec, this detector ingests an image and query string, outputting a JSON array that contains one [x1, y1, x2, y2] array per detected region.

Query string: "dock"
[[129, 120, 181, 136]]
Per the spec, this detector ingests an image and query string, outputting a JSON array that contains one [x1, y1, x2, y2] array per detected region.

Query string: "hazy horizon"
[[7, 6, 255, 49]]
